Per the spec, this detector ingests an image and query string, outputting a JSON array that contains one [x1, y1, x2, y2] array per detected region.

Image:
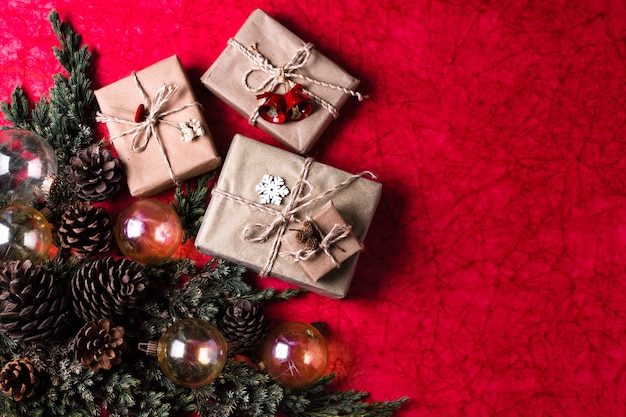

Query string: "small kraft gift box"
[[95, 55, 221, 197], [195, 134, 382, 299], [201, 9, 365, 155]]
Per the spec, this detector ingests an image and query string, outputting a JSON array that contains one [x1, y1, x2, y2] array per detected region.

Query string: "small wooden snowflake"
[[255, 174, 289, 205]]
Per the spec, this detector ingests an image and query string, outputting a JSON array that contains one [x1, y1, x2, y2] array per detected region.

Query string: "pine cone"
[[69, 256, 147, 322], [295, 220, 321, 251], [0, 358, 44, 401], [221, 299, 269, 354], [66, 144, 122, 202], [0, 260, 72, 342], [74, 318, 125, 372], [58, 201, 113, 258]]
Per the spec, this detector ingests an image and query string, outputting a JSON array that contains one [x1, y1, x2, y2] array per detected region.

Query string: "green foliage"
[[0, 10, 407, 417], [171, 172, 216, 243], [0, 10, 98, 209]]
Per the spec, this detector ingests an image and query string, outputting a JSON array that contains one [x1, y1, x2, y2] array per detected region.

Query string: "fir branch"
[[280, 374, 408, 417], [0, 86, 33, 130], [172, 171, 216, 242], [0, 11, 96, 172]]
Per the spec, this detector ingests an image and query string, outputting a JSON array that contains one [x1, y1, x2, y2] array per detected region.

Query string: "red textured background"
[[1, 1, 626, 416]]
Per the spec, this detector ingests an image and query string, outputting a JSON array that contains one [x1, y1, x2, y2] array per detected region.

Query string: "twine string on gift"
[[96, 72, 204, 187], [281, 221, 354, 268], [227, 38, 366, 126], [211, 157, 375, 276]]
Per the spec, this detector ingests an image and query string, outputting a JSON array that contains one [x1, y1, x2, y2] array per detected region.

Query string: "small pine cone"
[[0, 358, 44, 401], [74, 319, 125, 372], [301, 220, 317, 237], [69, 257, 147, 322], [58, 201, 113, 258], [0, 260, 72, 342], [295, 220, 321, 251], [221, 299, 269, 355], [67, 144, 122, 202]]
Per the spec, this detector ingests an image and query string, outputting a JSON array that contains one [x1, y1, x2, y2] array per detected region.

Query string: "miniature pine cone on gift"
[[0, 260, 72, 342], [58, 201, 113, 258], [66, 144, 122, 201], [220, 299, 269, 355], [69, 257, 148, 322], [0, 358, 45, 402], [74, 319, 126, 372], [295, 220, 322, 251]]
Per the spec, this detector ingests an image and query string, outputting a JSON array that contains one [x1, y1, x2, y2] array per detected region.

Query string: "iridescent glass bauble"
[[261, 322, 328, 389], [114, 198, 183, 264], [0, 130, 58, 203], [0, 203, 52, 262], [157, 318, 228, 388]]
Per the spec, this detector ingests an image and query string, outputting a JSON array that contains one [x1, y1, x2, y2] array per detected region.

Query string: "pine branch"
[[0, 86, 33, 130], [172, 171, 217, 242], [280, 374, 408, 417], [0, 11, 96, 173]]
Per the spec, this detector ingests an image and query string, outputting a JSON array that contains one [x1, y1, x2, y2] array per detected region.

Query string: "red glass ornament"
[[114, 198, 183, 264], [256, 92, 286, 124], [284, 84, 313, 121], [262, 322, 328, 389]]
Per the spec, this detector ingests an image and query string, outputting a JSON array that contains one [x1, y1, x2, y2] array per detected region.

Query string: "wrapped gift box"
[[95, 55, 221, 197], [281, 200, 363, 282], [201, 9, 361, 154], [195, 134, 381, 298]]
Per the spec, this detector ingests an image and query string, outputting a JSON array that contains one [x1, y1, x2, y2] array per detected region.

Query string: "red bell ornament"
[[256, 92, 286, 124], [284, 84, 313, 121]]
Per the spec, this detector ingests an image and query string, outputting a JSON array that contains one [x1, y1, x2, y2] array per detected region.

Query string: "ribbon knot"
[[227, 38, 366, 126], [96, 72, 204, 187]]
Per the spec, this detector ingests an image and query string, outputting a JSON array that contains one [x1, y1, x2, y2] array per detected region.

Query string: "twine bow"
[[281, 220, 354, 268], [212, 157, 375, 276], [96, 72, 204, 187], [227, 38, 366, 126]]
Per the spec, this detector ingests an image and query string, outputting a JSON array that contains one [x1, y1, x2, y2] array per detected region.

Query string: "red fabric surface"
[[1, 1, 626, 416]]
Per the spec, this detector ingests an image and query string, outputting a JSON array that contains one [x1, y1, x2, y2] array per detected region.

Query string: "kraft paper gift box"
[[195, 134, 381, 299], [201, 9, 362, 155], [95, 55, 221, 197], [281, 200, 363, 283]]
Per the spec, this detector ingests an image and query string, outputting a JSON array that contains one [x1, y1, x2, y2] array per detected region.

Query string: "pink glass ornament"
[[0, 130, 58, 203], [262, 322, 328, 389], [114, 198, 183, 264], [0, 203, 52, 263], [157, 318, 227, 388]]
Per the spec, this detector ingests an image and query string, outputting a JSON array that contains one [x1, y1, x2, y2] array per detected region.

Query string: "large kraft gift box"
[[95, 55, 221, 197], [201, 9, 361, 155], [195, 134, 382, 298]]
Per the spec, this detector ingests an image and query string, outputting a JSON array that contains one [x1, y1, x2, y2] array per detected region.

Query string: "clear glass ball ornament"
[[261, 322, 329, 389], [0, 203, 52, 263], [114, 198, 183, 264], [0, 130, 58, 203], [156, 318, 228, 388]]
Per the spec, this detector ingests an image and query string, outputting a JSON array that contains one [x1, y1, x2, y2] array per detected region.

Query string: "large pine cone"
[[220, 299, 269, 355], [66, 144, 122, 202], [0, 260, 72, 342], [74, 319, 125, 372], [69, 257, 147, 322], [0, 358, 44, 401], [58, 201, 113, 258]]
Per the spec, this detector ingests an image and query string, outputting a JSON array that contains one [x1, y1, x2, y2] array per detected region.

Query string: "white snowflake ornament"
[[255, 174, 290, 205]]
